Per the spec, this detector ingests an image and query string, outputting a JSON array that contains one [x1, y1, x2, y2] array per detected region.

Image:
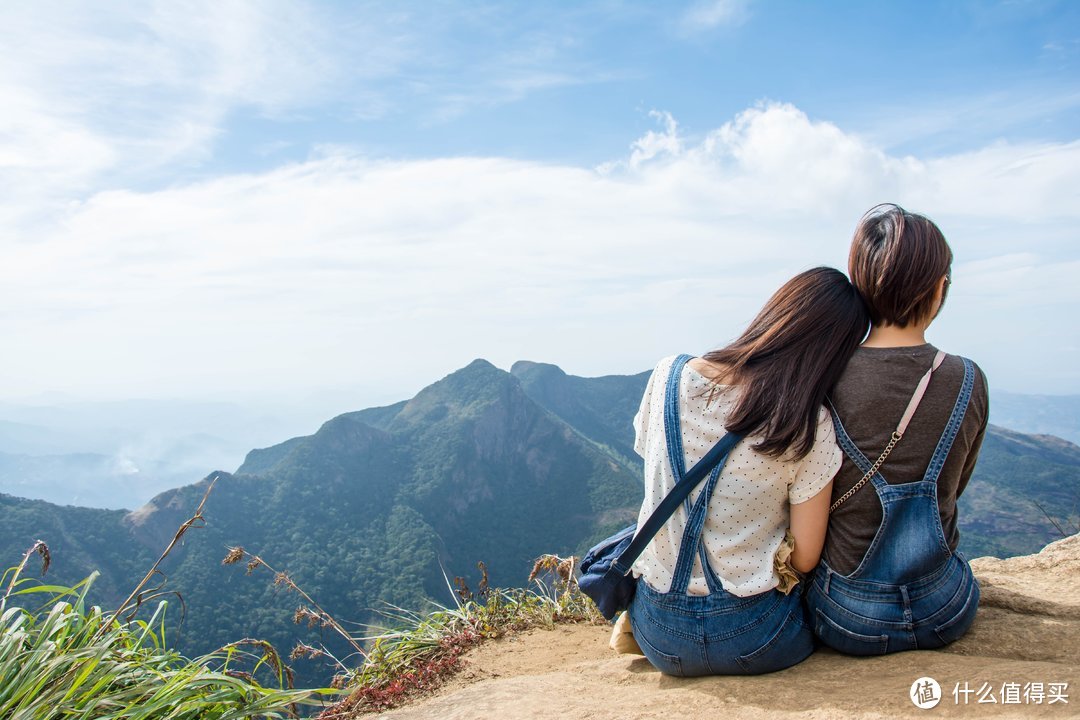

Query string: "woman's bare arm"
[[789, 481, 833, 573]]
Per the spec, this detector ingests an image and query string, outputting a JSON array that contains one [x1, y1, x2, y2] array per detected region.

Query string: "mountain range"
[[1, 359, 1077, 686], [4, 380, 1077, 511]]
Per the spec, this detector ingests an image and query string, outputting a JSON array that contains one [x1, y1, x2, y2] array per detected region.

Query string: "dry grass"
[[313, 556, 605, 718], [0, 479, 333, 718]]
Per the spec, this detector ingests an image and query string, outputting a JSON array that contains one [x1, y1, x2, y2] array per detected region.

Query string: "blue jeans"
[[808, 552, 979, 655], [630, 580, 814, 676]]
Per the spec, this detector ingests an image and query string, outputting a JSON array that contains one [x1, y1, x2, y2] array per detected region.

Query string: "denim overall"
[[806, 357, 979, 655], [628, 355, 814, 676]]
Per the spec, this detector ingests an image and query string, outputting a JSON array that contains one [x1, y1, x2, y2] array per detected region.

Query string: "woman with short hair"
[[806, 204, 990, 655]]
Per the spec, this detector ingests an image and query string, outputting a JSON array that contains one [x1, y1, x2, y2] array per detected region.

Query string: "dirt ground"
[[376, 620, 1077, 719], [376, 536, 1080, 719]]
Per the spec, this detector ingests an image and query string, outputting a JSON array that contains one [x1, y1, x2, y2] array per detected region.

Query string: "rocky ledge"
[[381, 534, 1079, 719]]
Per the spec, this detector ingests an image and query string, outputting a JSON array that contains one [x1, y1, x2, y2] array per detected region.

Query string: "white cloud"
[[0, 0, 404, 230], [679, 0, 751, 32], [628, 111, 683, 168], [2, 101, 1078, 400], [0, 1, 623, 235]]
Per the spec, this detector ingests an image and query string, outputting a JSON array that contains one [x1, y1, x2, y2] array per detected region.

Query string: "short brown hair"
[[848, 204, 952, 327]]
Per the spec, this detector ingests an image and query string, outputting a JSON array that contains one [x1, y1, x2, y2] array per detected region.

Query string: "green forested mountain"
[[0, 493, 156, 601], [3, 359, 642, 685], [2, 358, 1077, 686], [958, 426, 1080, 557], [510, 360, 650, 470]]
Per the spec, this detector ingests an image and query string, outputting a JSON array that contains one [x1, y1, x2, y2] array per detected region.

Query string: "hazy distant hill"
[[0, 450, 196, 509], [990, 390, 1080, 445], [1, 359, 1077, 686], [0, 398, 339, 508]]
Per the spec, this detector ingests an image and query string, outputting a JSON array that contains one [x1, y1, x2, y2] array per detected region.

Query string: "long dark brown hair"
[[701, 267, 869, 460]]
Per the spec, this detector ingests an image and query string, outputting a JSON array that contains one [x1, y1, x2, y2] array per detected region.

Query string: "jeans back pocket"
[[735, 612, 813, 674], [932, 577, 980, 647], [814, 609, 889, 656], [634, 627, 684, 676]]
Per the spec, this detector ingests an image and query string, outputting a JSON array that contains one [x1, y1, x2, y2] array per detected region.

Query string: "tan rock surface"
[[971, 534, 1080, 620], [379, 536, 1080, 719]]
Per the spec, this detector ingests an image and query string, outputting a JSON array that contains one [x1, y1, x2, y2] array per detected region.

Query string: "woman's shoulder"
[[783, 403, 843, 495], [835, 346, 989, 428], [936, 350, 982, 371], [942, 352, 988, 385], [840, 346, 986, 390], [938, 352, 990, 422], [644, 354, 675, 381], [648, 354, 691, 380], [811, 404, 840, 452], [927, 351, 989, 407], [639, 355, 682, 401], [773, 405, 839, 467]]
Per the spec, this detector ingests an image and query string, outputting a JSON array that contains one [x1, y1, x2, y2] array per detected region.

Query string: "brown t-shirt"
[[822, 344, 989, 576]]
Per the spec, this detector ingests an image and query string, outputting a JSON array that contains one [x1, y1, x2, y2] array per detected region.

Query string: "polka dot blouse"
[[630, 355, 842, 597]]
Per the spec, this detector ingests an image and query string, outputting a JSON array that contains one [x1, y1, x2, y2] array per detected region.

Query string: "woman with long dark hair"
[[627, 266, 869, 675], [805, 205, 989, 654]]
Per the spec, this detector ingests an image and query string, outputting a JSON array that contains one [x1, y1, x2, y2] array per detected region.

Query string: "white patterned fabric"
[[630, 355, 841, 597]]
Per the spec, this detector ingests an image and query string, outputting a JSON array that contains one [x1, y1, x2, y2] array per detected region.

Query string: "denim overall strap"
[[613, 360, 742, 580], [662, 354, 734, 595], [664, 354, 694, 481], [667, 462, 727, 594], [610, 432, 741, 578], [665, 354, 704, 525], [827, 401, 889, 492], [922, 357, 975, 485]]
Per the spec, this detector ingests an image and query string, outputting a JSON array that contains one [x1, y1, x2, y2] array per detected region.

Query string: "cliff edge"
[[380, 535, 1080, 719]]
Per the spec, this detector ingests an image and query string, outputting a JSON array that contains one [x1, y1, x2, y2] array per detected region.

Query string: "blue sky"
[[203, 1, 1080, 163], [2, 0, 1078, 410]]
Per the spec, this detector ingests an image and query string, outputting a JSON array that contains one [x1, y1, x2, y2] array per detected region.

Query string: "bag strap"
[[611, 430, 743, 576], [829, 350, 946, 513]]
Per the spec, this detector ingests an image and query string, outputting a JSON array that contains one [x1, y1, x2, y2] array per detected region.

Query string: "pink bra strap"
[[896, 351, 946, 437]]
